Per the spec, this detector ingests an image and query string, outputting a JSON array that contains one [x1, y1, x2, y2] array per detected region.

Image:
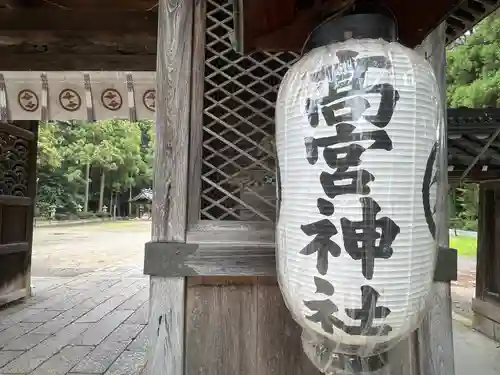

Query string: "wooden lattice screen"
[[200, 0, 299, 222]]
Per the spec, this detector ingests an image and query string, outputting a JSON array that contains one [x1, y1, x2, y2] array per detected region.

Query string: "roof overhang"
[[232, 0, 500, 53], [0, 0, 498, 71]]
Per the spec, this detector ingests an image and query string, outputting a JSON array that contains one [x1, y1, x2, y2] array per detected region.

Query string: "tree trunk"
[[110, 189, 113, 215], [114, 192, 119, 218], [84, 163, 90, 213], [129, 182, 132, 217], [99, 169, 105, 212]]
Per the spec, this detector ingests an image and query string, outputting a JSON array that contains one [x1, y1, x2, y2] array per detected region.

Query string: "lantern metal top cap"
[[303, 13, 397, 53]]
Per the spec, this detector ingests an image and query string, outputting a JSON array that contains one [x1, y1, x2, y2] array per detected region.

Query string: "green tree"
[[447, 10, 500, 108], [36, 120, 154, 219], [36, 122, 85, 217]]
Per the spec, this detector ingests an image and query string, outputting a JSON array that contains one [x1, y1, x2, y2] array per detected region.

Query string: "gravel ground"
[[31, 220, 478, 320], [31, 220, 151, 277]]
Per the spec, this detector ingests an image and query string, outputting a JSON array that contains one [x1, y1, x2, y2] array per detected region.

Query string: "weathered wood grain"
[[0, 121, 37, 306], [186, 0, 207, 227], [145, 241, 276, 276], [185, 284, 258, 375], [256, 283, 323, 375], [416, 22, 456, 375], [472, 298, 500, 324], [492, 188, 500, 298], [0, 122, 35, 140], [146, 239, 457, 278], [185, 279, 324, 375], [476, 184, 488, 299], [0, 242, 30, 256], [146, 0, 194, 374], [186, 220, 274, 244], [25, 121, 38, 298], [0, 196, 31, 206]]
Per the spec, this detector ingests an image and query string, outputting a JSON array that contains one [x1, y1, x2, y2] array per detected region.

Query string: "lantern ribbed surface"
[[275, 38, 440, 354]]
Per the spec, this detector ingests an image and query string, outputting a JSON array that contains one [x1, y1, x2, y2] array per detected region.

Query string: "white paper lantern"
[[275, 38, 441, 355]]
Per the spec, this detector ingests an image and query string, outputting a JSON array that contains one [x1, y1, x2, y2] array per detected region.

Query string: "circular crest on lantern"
[[18, 89, 39, 112], [101, 89, 123, 111], [143, 89, 156, 112], [423, 142, 438, 239], [59, 89, 82, 112]]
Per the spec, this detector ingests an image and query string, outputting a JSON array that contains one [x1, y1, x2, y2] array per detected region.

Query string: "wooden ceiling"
[[0, 0, 158, 71], [233, 0, 500, 53], [0, 0, 498, 70]]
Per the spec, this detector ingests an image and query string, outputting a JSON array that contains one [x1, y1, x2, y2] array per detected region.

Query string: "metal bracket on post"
[[433, 246, 457, 282]]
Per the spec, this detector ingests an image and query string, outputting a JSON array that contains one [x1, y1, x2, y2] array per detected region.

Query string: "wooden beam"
[[0, 9, 158, 71], [0, 242, 29, 255], [0, 0, 158, 9], [145, 241, 276, 276], [146, 1, 193, 375], [0, 54, 156, 71], [186, 0, 206, 226], [234, 0, 464, 52], [449, 169, 500, 182], [0, 9, 157, 34]]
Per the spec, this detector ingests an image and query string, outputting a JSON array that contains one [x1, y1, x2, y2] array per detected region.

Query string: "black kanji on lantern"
[[305, 83, 399, 129], [341, 197, 400, 280], [304, 123, 393, 166], [313, 276, 335, 296], [306, 50, 398, 129], [317, 198, 335, 216], [300, 219, 341, 275], [304, 279, 392, 337], [320, 169, 375, 198], [343, 285, 392, 336], [305, 277, 338, 334], [363, 83, 400, 128], [304, 299, 339, 334]]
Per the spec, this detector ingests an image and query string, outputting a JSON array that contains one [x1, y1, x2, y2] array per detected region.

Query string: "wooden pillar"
[[146, 0, 193, 374], [145, 4, 455, 374], [384, 22, 455, 375], [415, 22, 456, 375]]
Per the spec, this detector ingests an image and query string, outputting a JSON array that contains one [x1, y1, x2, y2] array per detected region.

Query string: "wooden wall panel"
[[0, 120, 37, 306], [255, 284, 323, 375], [185, 284, 257, 375], [477, 182, 500, 302], [1, 205, 27, 243], [185, 279, 322, 375]]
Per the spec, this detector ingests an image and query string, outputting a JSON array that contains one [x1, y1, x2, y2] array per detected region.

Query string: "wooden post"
[[384, 22, 455, 375], [144, 4, 455, 374], [146, 0, 193, 374], [415, 22, 456, 375]]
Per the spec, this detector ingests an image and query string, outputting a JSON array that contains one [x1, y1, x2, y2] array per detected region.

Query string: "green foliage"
[[448, 184, 478, 231], [449, 235, 477, 257], [447, 10, 500, 108], [36, 120, 154, 219]]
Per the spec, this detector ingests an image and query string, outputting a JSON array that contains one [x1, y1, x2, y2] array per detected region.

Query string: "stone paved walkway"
[[1, 222, 499, 374], [0, 266, 148, 375]]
